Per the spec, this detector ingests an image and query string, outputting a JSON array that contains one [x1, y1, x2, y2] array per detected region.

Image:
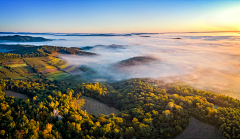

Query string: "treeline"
[[169, 86, 240, 108], [0, 45, 96, 59], [0, 53, 21, 59], [0, 35, 50, 42], [169, 86, 240, 138]]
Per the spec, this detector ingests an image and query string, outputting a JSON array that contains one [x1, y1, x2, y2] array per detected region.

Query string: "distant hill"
[[81, 44, 126, 50], [0, 35, 51, 42], [0, 44, 96, 58], [115, 56, 157, 67]]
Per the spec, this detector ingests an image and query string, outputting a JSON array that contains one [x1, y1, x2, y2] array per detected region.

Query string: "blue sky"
[[0, 0, 239, 33]]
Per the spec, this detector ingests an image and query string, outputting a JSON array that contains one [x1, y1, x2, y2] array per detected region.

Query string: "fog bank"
[[56, 32, 240, 99]]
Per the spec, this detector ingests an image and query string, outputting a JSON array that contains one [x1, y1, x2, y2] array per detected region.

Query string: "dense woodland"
[[0, 44, 240, 138], [0, 78, 240, 138], [0, 35, 50, 42]]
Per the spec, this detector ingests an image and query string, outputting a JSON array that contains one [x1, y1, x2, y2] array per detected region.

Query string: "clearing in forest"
[[74, 96, 119, 117], [175, 117, 224, 139], [4, 90, 29, 99]]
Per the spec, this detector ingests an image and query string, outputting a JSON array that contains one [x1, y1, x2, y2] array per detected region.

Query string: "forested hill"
[[0, 35, 50, 42], [0, 45, 240, 138], [1, 78, 240, 138], [0, 44, 96, 59], [115, 56, 157, 67]]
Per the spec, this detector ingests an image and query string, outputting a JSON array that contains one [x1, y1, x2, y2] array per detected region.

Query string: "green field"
[[45, 72, 70, 80], [0, 68, 26, 79], [57, 63, 69, 69], [23, 57, 57, 71], [7, 63, 27, 67]]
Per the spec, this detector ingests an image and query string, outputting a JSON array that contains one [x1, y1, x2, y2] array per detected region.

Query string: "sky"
[[0, 0, 240, 33]]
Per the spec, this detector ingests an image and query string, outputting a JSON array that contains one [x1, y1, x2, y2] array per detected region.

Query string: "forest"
[[0, 44, 239, 139], [0, 35, 51, 42]]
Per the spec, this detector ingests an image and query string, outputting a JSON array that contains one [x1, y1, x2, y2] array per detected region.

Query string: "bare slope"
[[4, 90, 29, 99], [75, 96, 119, 117], [175, 117, 224, 139]]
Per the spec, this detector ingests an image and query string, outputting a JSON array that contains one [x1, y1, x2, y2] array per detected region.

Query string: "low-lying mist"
[[59, 32, 240, 99]]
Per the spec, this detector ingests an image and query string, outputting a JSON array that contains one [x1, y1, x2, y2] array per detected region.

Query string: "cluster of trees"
[[169, 86, 240, 108], [15, 45, 96, 57], [0, 53, 21, 59], [0, 79, 190, 139], [80, 79, 190, 138], [0, 79, 123, 138], [1, 72, 240, 139], [169, 86, 240, 138], [0, 45, 96, 59], [41, 46, 96, 55], [0, 35, 50, 42], [116, 56, 156, 67]]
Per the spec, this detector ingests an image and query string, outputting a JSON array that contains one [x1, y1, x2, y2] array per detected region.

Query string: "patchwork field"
[[23, 57, 56, 72], [62, 65, 83, 75], [75, 96, 119, 117], [0, 58, 25, 64], [4, 90, 29, 99], [7, 63, 27, 67], [45, 57, 68, 67], [175, 117, 224, 139], [0, 67, 26, 80]]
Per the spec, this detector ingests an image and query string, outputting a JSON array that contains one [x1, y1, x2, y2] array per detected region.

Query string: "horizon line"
[[0, 31, 240, 34]]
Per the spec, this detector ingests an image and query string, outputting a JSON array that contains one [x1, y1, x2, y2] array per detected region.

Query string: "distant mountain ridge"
[[0, 32, 159, 37], [0, 35, 51, 42]]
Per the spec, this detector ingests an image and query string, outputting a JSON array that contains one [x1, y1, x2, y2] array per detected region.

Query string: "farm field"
[[45, 72, 70, 80], [0, 58, 25, 64], [0, 56, 75, 81], [0, 58, 40, 79], [0, 67, 26, 80], [23, 57, 56, 72], [4, 90, 29, 99], [74, 96, 119, 117], [175, 117, 224, 139]]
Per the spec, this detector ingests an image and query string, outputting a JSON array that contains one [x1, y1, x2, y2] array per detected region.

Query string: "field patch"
[[12, 66, 34, 74], [175, 117, 224, 139], [45, 72, 70, 80], [62, 65, 83, 75], [24, 57, 56, 72], [0, 68, 26, 80], [4, 90, 29, 99], [27, 75, 39, 79], [7, 63, 27, 67], [57, 63, 69, 69], [0, 58, 25, 64], [41, 68, 59, 74], [75, 96, 119, 117]]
